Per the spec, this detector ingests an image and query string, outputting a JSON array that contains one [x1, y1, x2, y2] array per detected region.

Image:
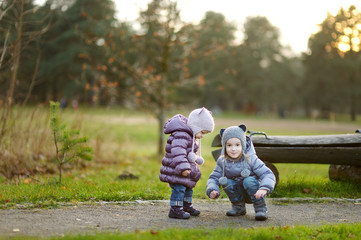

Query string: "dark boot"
[[168, 206, 190, 219], [253, 198, 268, 221], [183, 202, 200, 216], [226, 202, 246, 216]]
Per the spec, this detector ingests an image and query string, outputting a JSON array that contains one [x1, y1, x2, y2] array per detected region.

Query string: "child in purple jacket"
[[159, 107, 214, 219]]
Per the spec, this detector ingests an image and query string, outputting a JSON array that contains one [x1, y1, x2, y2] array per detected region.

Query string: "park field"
[[1, 106, 361, 239], [0, 106, 360, 207]]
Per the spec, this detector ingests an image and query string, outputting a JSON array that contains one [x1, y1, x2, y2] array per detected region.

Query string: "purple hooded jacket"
[[159, 114, 201, 188]]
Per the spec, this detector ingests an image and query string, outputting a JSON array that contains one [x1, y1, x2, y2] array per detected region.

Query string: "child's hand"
[[254, 189, 267, 199], [209, 190, 219, 199], [182, 170, 191, 176]]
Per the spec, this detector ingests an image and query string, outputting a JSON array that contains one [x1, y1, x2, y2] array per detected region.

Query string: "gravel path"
[[1, 199, 360, 238]]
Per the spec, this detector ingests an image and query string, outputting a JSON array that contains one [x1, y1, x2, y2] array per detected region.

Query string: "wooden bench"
[[211, 130, 361, 186]]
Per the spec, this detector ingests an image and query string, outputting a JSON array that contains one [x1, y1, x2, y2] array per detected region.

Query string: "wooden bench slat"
[[255, 147, 361, 166], [251, 134, 361, 147]]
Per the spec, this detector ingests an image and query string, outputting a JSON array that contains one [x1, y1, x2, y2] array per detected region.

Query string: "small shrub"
[[49, 101, 93, 184]]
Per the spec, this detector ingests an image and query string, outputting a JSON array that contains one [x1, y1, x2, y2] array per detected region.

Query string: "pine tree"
[[49, 101, 93, 184]]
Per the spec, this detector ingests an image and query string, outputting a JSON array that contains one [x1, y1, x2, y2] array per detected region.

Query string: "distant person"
[[159, 107, 215, 219], [60, 98, 67, 109], [72, 99, 78, 111], [206, 125, 275, 221]]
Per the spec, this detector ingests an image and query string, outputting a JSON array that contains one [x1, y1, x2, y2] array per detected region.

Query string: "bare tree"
[[127, 0, 187, 155], [0, 0, 50, 139]]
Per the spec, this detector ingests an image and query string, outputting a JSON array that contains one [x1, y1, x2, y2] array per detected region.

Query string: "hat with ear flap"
[[218, 124, 248, 186], [187, 107, 215, 165], [187, 107, 215, 135], [220, 124, 247, 158]]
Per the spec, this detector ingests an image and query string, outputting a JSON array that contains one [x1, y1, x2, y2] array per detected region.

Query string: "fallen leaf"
[[302, 188, 311, 193], [23, 179, 31, 184], [150, 230, 158, 235]]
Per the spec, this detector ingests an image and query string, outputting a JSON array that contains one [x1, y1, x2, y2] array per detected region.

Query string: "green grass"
[[0, 107, 361, 208], [1, 107, 361, 238], [270, 164, 360, 199], [2, 223, 361, 240], [1, 161, 359, 208]]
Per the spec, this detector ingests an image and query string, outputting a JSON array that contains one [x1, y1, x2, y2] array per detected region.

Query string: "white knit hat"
[[187, 107, 215, 135], [187, 107, 215, 165]]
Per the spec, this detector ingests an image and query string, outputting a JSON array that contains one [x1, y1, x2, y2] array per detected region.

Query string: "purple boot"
[[183, 202, 200, 216], [168, 206, 190, 219]]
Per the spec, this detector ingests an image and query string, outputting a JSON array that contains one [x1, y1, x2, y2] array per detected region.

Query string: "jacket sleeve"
[[250, 155, 276, 193], [170, 137, 191, 175], [245, 137, 256, 156], [206, 157, 223, 197]]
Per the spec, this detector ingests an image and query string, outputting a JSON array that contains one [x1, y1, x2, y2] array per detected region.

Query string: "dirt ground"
[[1, 199, 360, 238]]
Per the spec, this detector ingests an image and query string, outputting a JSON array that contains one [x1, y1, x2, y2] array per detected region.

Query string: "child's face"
[[225, 138, 243, 159], [195, 130, 210, 139]]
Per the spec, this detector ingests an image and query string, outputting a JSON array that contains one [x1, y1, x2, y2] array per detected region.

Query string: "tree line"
[[1, 0, 361, 122]]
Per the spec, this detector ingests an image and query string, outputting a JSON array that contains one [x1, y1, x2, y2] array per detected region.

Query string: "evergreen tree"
[[185, 11, 236, 109], [37, 0, 121, 105], [49, 101, 93, 184]]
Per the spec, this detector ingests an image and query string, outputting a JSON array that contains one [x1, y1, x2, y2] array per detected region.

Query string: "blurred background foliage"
[[1, 0, 361, 180], [1, 0, 360, 119]]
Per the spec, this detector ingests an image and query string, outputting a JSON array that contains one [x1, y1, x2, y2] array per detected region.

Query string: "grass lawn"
[[1, 106, 361, 239], [1, 223, 361, 240], [0, 106, 360, 207]]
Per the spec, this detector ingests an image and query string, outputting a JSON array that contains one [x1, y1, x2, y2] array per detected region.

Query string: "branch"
[[0, 27, 11, 69], [23, 6, 39, 16], [0, 0, 16, 21], [22, 41, 41, 106]]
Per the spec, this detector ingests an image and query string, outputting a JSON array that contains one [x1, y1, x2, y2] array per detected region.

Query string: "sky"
[[115, 0, 360, 55], [35, 0, 360, 55]]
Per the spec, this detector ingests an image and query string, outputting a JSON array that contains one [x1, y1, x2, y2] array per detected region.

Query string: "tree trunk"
[[157, 21, 171, 155], [158, 109, 165, 155], [22, 42, 41, 106], [59, 162, 63, 184], [0, 0, 24, 139], [8, 0, 23, 108], [158, 73, 167, 155]]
